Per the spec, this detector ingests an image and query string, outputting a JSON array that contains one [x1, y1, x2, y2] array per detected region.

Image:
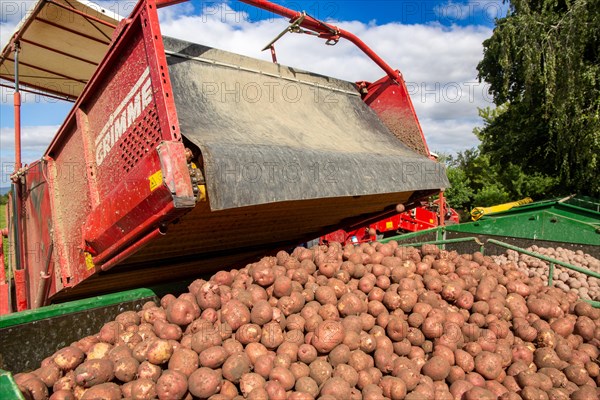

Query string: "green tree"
[[477, 0, 600, 196], [444, 167, 474, 210], [472, 183, 511, 207]]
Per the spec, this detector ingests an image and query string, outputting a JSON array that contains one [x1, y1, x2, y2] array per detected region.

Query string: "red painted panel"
[[20, 160, 55, 307], [11, 0, 194, 305], [362, 76, 430, 157]]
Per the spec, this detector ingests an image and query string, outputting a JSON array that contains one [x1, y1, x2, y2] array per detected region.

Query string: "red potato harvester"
[[0, 0, 448, 313]]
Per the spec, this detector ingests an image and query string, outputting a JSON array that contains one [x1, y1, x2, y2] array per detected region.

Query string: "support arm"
[[238, 0, 402, 82]]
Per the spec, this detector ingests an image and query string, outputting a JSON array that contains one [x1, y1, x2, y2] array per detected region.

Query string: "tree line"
[[442, 0, 599, 219]]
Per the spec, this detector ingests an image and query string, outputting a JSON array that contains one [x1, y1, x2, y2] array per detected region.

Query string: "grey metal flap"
[[164, 36, 448, 210]]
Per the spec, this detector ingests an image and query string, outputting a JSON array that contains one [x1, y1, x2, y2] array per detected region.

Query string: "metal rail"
[[394, 236, 484, 253], [487, 239, 600, 280], [487, 239, 600, 308]]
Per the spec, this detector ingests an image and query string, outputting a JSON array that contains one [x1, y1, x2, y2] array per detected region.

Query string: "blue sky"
[[0, 0, 506, 186]]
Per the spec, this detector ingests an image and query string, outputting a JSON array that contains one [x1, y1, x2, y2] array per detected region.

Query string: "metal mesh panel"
[[445, 231, 600, 258], [118, 106, 161, 173], [391, 231, 439, 246]]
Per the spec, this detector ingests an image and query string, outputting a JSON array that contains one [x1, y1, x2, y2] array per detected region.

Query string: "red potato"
[[379, 376, 407, 400], [15, 374, 49, 400], [320, 376, 352, 398], [52, 371, 76, 393], [33, 364, 62, 388], [253, 353, 275, 378], [311, 320, 345, 353], [455, 349, 475, 373], [264, 380, 287, 399], [188, 368, 222, 398], [14, 243, 600, 400], [80, 383, 121, 400], [298, 344, 318, 364], [86, 342, 112, 360], [199, 346, 228, 368], [155, 370, 188, 400], [138, 361, 162, 382], [269, 366, 296, 391], [190, 323, 222, 353], [222, 352, 251, 384], [154, 320, 182, 341], [49, 390, 75, 400], [463, 386, 497, 400], [309, 359, 333, 386], [74, 359, 114, 388], [239, 373, 266, 397], [53, 347, 85, 371], [245, 342, 269, 364], [98, 321, 121, 345], [421, 356, 451, 381], [563, 364, 590, 385], [146, 339, 173, 365], [220, 380, 239, 398], [251, 260, 276, 287], [474, 351, 503, 380], [130, 378, 157, 399], [168, 348, 198, 377], [295, 376, 319, 397], [235, 323, 262, 345], [221, 299, 251, 330], [261, 321, 285, 350], [114, 357, 139, 382]]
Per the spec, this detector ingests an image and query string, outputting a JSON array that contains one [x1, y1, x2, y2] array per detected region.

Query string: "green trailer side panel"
[[0, 288, 160, 373], [0, 370, 25, 400], [0, 288, 157, 329], [383, 197, 599, 257], [451, 202, 600, 246]]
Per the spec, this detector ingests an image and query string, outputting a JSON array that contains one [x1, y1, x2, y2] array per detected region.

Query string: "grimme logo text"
[[95, 67, 153, 165]]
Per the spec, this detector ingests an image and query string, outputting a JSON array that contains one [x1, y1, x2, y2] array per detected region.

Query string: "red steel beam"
[[14, 269, 28, 312], [13, 92, 21, 171], [0, 263, 8, 313], [100, 228, 165, 272], [238, 0, 402, 81]]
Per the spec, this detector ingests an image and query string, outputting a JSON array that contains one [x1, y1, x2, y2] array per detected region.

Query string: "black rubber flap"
[[163, 37, 448, 210]]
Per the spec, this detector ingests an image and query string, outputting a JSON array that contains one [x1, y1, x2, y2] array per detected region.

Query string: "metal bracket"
[[261, 13, 307, 51]]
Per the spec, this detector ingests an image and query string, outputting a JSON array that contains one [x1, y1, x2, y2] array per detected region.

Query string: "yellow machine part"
[[471, 197, 533, 221]]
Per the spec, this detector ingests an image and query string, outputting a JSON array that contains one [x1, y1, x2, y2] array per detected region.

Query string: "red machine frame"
[[2, 0, 436, 313], [321, 197, 460, 246]]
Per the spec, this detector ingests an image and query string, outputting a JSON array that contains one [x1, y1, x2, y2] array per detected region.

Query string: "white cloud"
[[0, 124, 58, 152], [157, 6, 492, 154], [0, 2, 492, 170], [0, 124, 58, 185]]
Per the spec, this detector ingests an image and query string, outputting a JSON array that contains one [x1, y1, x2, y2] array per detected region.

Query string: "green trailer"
[[386, 196, 600, 257], [0, 284, 194, 395], [0, 282, 191, 389]]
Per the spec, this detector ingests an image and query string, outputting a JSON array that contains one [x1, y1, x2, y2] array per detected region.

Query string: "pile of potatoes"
[[14, 241, 600, 400], [492, 246, 600, 301]]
